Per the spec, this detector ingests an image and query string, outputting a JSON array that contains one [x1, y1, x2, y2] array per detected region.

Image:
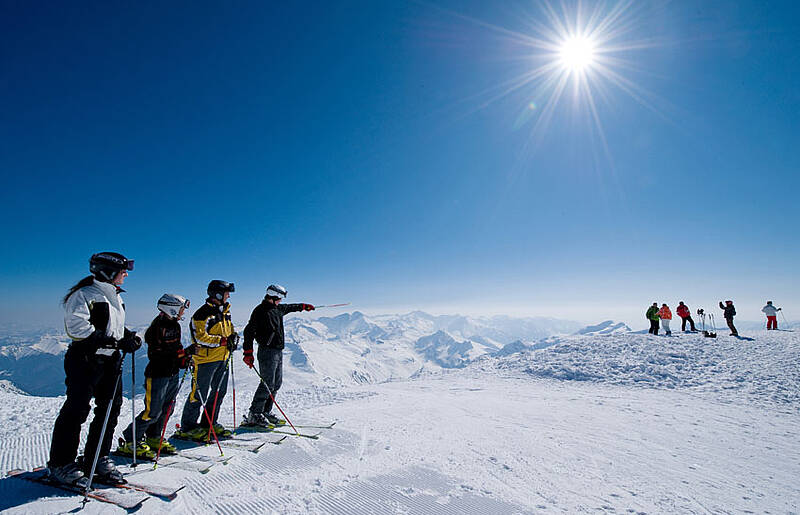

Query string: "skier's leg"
[[146, 374, 180, 438], [135, 376, 169, 440], [250, 348, 277, 414], [269, 350, 283, 414], [181, 362, 212, 431], [688, 316, 696, 331], [208, 361, 229, 425], [49, 347, 97, 468], [85, 356, 123, 461]]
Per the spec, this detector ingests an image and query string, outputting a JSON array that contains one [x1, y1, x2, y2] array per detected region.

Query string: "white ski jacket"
[[761, 304, 780, 316], [64, 279, 126, 355]]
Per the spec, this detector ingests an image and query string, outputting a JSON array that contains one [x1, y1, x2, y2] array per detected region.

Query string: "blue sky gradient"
[[1, 1, 798, 328]]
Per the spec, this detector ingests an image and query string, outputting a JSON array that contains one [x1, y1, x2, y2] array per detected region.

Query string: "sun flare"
[[559, 36, 596, 72]]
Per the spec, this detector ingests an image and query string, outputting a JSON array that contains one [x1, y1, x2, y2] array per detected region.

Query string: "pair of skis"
[[236, 420, 336, 439], [8, 467, 181, 509]]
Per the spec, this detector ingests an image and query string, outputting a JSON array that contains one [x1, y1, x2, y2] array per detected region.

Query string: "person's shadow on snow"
[[733, 335, 755, 341], [0, 474, 82, 512]]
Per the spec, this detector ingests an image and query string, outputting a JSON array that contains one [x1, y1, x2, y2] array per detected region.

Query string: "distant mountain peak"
[[575, 320, 631, 335]]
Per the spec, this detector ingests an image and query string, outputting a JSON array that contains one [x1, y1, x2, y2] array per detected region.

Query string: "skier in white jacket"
[[762, 301, 782, 330], [48, 252, 142, 488]]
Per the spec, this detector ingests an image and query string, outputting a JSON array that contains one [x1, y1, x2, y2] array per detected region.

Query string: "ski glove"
[[85, 330, 117, 355], [118, 331, 142, 353], [177, 348, 191, 369], [226, 332, 240, 351], [243, 349, 254, 368], [301, 304, 315, 311]]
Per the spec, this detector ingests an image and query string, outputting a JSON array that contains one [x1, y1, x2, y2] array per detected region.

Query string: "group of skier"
[[47, 252, 314, 489], [646, 299, 784, 336]]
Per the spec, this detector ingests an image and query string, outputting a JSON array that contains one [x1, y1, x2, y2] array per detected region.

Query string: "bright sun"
[[559, 36, 596, 72]]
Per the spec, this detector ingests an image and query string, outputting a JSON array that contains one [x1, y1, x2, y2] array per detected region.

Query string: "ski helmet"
[[207, 280, 235, 301], [89, 252, 134, 282], [157, 293, 190, 319], [266, 284, 287, 300]]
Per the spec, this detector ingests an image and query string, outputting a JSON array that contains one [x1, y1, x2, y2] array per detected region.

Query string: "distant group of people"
[[646, 300, 784, 337], [646, 302, 693, 336], [47, 252, 314, 489]]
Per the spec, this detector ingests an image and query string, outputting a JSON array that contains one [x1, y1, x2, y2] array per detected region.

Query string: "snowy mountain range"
[[0, 311, 591, 396]]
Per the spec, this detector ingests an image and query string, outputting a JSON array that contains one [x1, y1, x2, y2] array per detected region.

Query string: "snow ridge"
[[477, 330, 800, 408]]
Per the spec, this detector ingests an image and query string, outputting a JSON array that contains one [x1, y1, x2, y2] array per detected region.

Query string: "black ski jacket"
[[719, 302, 736, 320], [243, 300, 304, 352], [144, 313, 184, 378]]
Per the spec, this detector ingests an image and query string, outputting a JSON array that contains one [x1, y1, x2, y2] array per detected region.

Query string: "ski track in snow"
[[0, 330, 798, 513]]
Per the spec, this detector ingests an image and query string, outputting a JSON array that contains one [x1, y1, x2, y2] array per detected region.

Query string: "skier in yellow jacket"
[[177, 280, 238, 439]]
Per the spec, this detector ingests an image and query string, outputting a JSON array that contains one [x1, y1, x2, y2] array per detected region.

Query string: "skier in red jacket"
[[676, 301, 697, 332]]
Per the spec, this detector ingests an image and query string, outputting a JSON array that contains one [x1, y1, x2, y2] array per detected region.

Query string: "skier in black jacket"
[[241, 284, 314, 427], [719, 300, 738, 336], [117, 294, 191, 459]]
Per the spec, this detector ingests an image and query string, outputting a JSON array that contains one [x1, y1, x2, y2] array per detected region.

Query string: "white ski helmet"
[[265, 284, 287, 300], [157, 293, 190, 319]]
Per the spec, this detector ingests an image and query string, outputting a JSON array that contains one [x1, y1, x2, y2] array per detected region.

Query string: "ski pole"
[[315, 303, 350, 308], [131, 349, 136, 469], [249, 365, 299, 435], [153, 367, 190, 469], [84, 352, 126, 501], [230, 354, 237, 432], [780, 310, 788, 327]]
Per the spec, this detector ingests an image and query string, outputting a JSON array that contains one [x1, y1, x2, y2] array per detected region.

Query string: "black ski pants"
[[648, 319, 659, 335], [123, 373, 181, 443], [249, 347, 282, 415], [49, 347, 123, 468], [725, 317, 738, 336], [681, 316, 696, 331]]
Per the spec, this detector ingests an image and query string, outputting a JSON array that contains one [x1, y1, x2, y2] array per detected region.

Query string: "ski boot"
[[78, 455, 126, 485], [242, 411, 271, 428], [210, 423, 233, 438], [144, 436, 177, 455], [265, 412, 286, 426], [47, 462, 89, 489], [116, 438, 155, 459], [174, 426, 212, 441]]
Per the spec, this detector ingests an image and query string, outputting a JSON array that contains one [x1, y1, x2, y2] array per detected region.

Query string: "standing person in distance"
[[646, 302, 660, 335], [117, 294, 192, 459], [761, 301, 782, 330], [658, 303, 673, 336], [48, 252, 141, 487], [241, 284, 314, 427], [178, 280, 238, 439], [719, 300, 739, 336], [676, 301, 697, 332]]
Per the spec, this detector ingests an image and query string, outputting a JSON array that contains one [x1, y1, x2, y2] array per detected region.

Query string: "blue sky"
[[1, 0, 798, 328]]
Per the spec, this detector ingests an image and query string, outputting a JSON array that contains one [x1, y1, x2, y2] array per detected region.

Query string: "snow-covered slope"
[[0, 329, 798, 513]]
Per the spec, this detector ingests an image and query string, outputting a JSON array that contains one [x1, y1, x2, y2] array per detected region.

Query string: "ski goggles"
[[92, 253, 134, 271]]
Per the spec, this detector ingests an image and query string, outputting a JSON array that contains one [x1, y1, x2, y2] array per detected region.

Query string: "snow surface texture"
[[0, 322, 798, 513]]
